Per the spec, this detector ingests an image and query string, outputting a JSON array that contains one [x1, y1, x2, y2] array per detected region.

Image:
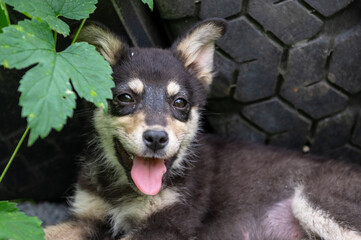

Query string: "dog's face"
[[78, 19, 226, 195]]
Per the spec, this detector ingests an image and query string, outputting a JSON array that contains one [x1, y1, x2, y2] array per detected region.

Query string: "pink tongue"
[[131, 156, 167, 195]]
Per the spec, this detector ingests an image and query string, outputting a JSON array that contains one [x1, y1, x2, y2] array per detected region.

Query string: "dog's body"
[[45, 19, 361, 240]]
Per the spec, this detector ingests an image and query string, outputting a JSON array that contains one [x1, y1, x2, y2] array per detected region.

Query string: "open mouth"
[[114, 138, 172, 196]]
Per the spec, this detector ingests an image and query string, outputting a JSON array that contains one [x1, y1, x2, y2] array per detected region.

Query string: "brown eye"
[[173, 98, 188, 109], [116, 93, 134, 103]]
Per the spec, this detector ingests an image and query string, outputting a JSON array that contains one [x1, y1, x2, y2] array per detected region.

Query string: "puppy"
[[45, 19, 361, 240]]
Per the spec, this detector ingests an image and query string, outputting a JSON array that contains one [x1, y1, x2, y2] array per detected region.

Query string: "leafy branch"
[[0, 0, 114, 145], [0, 127, 29, 183], [0, 0, 115, 239]]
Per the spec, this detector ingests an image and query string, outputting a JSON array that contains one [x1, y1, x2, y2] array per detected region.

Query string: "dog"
[[44, 19, 361, 240]]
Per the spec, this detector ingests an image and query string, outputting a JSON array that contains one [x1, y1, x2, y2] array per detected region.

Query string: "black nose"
[[143, 130, 169, 151]]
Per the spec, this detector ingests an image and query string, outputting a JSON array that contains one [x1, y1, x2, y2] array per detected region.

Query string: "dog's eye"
[[173, 98, 188, 109], [116, 93, 134, 103]]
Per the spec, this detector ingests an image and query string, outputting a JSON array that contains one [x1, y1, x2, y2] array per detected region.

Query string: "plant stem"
[[54, 31, 57, 51], [0, 127, 30, 183], [72, 18, 87, 44], [0, 0, 10, 31]]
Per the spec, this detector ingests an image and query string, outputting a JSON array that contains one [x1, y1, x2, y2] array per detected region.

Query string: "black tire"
[[155, 0, 361, 163]]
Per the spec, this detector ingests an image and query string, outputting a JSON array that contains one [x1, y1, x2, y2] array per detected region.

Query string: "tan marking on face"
[[167, 116, 187, 140], [128, 79, 144, 94], [167, 108, 199, 142], [167, 81, 181, 96], [109, 112, 147, 156], [163, 108, 200, 168], [93, 109, 147, 169], [168, 108, 200, 171], [113, 112, 145, 135]]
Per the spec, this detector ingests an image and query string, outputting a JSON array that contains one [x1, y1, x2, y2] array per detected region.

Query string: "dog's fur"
[[45, 19, 361, 240]]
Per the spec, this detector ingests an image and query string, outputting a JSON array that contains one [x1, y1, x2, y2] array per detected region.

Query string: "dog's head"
[[78, 19, 227, 195]]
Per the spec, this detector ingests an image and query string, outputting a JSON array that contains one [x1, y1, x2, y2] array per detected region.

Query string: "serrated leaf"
[[59, 43, 113, 108], [0, 19, 53, 69], [3, 0, 97, 35], [19, 61, 77, 145], [0, 201, 44, 240], [141, 0, 154, 11], [0, 19, 114, 145]]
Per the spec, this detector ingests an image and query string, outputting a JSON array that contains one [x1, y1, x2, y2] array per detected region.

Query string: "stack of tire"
[[155, 0, 361, 163]]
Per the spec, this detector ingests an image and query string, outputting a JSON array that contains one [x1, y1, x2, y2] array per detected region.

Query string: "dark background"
[[1, 0, 361, 201]]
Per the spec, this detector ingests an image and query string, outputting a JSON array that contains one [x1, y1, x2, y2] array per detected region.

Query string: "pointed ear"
[[76, 24, 128, 66], [172, 18, 227, 88]]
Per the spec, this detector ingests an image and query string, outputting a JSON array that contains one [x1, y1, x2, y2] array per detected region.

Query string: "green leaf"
[[0, 201, 44, 240], [0, 19, 53, 69], [0, 0, 10, 33], [0, 19, 114, 145], [3, 0, 97, 35], [19, 61, 77, 145], [141, 0, 154, 11], [59, 43, 114, 109]]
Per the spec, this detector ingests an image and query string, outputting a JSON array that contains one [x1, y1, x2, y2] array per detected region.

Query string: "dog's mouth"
[[114, 138, 171, 196]]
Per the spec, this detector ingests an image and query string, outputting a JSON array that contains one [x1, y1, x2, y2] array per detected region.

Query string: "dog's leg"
[[45, 188, 111, 240], [44, 219, 108, 240], [45, 221, 82, 240], [117, 202, 205, 240], [197, 198, 306, 240], [292, 162, 361, 240]]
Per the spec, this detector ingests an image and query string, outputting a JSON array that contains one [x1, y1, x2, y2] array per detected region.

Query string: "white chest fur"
[[71, 188, 180, 236], [109, 188, 180, 234]]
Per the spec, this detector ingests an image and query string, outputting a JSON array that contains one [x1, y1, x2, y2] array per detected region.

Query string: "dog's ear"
[[76, 24, 128, 66], [172, 19, 227, 88]]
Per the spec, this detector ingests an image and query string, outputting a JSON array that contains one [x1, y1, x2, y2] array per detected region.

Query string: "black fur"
[[45, 19, 361, 240]]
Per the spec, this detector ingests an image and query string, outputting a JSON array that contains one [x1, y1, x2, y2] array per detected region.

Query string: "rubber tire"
[[155, 0, 361, 163]]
